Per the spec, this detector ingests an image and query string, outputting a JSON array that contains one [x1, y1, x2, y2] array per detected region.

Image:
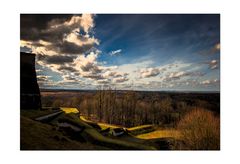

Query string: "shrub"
[[177, 108, 220, 150]]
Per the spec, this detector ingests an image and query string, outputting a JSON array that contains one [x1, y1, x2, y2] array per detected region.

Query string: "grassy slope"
[[20, 116, 108, 150], [63, 114, 156, 150], [21, 109, 60, 119], [21, 109, 156, 150], [21, 108, 180, 150], [80, 116, 120, 129]]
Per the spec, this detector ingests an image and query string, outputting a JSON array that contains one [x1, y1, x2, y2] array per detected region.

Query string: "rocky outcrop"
[[20, 52, 41, 109]]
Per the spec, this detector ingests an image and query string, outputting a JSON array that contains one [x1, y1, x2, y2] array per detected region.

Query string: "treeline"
[[81, 88, 191, 127], [42, 87, 217, 127]]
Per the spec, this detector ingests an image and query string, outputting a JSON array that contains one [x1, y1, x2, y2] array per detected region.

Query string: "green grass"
[[20, 116, 108, 150], [20, 109, 60, 119]]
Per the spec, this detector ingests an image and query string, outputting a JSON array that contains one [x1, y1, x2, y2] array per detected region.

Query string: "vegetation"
[[20, 108, 60, 119], [136, 129, 181, 139], [26, 89, 221, 150], [20, 116, 108, 150], [177, 108, 220, 150], [42, 88, 219, 129]]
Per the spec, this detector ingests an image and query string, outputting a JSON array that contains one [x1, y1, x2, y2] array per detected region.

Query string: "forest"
[[41, 88, 220, 128]]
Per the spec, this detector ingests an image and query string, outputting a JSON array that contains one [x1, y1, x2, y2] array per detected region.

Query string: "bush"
[[177, 108, 220, 150]]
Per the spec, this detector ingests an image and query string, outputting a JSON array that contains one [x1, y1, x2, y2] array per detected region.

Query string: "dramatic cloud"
[[21, 14, 220, 91], [73, 51, 103, 78], [109, 49, 122, 56], [20, 14, 98, 56], [58, 65, 78, 72], [21, 15, 108, 86], [37, 54, 75, 64]]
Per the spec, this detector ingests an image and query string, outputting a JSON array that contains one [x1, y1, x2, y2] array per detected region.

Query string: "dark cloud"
[[58, 65, 78, 72], [21, 14, 98, 55], [83, 74, 104, 80], [52, 41, 95, 55], [37, 54, 75, 64], [20, 14, 73, 41]]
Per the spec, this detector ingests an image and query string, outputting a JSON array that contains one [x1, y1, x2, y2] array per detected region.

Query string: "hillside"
[[20, 108, 181, 150]]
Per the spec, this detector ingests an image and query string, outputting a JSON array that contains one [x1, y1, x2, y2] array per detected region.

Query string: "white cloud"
[[109, 49, 122, 56], [215, 43, 220, 50], [63, 28, 99, 47], [209, 59, 218, 70], [112, 76, 129, 83], [139, 67, 161, 78], [168, 71, 186, 79], [37, 75, 51, 81], [200, 79, 219, 85]]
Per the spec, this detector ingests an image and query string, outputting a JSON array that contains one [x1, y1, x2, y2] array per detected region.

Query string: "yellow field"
[[136, 129, 181, 139], [60, 107, 79, 114]]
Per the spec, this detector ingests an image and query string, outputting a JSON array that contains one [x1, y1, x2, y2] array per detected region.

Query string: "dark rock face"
[[20, 52, 41, 109]]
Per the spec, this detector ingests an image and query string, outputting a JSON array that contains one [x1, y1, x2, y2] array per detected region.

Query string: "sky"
[[20, 14, 220, 91]]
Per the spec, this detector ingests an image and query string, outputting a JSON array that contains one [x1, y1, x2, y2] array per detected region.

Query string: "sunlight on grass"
[[60, 107, 79, 114], [136, 129, 181, 139], [80, 116, 120, 129], [127, 125, 153, 131], [80, 116, 90, 122], [98, 123, 120, 129]]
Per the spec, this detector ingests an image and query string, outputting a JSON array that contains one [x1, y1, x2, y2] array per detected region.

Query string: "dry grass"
[[127, 125, 153, 131], [80, 116, 120, 129], [177, 108, 220, 150], [60, 107, 79, 114], [136, 129, 181, 139]]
